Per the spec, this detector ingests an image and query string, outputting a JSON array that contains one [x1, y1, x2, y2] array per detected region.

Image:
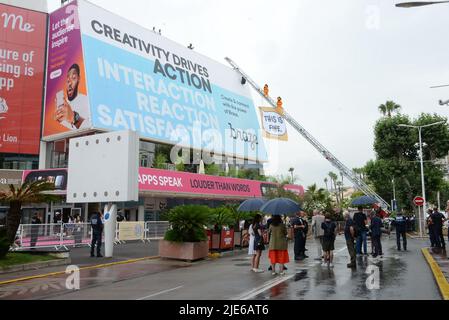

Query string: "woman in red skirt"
[[268, 215, 290, 276]]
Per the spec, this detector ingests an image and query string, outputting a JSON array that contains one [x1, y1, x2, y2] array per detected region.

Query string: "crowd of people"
[[426, 207, 447, 250], [245, 205, 420, 273]]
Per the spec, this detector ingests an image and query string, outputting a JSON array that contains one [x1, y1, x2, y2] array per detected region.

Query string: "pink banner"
[[139, 168, 272, 198], [22, 167, 305, 199], [284, 184, 305, 196]]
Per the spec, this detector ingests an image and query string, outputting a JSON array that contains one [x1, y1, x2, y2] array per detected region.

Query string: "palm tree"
[[0, 181, 58, 248], [328, 172, 340, 205], [378, 100, 401, 118], [324, 178, 329, 191]]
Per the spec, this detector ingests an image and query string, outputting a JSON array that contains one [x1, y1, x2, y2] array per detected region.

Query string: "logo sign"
[[413, 196, 425, 207], [104, 212, 110, 221], [259, 107, 288, 141], [1, 12, 35, 32], [0, 4, 47, 155]]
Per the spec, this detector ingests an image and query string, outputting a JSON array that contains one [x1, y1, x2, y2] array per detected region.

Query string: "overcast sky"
[[47, 0, 449, 188]]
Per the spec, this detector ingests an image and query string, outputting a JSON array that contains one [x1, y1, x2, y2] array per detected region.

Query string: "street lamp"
[[396, 1, 449, 7], [398, 121, 447, 237]]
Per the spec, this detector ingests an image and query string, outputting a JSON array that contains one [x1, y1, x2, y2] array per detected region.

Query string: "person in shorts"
[[252, 214, 265, 273], [321, 214, 337, 268]]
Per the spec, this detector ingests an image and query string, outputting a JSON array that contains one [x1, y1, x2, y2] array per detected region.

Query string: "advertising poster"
[[75, 0, 267, 162], [259, 107, 288, 141], [0, 4, 47, 154], [43, 0, 91, 138]]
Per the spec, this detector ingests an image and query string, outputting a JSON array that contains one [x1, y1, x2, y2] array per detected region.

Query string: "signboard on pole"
[[413, 196, 424, 207], [259, 107, 288, 141]]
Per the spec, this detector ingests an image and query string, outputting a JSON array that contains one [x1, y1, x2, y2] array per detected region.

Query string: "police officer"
[[291, 211, 307, 260], [30, 213, 42, 249], [392, 211, 407, 251], [90, 211, 104, 258], [431, 207, 446, 249]]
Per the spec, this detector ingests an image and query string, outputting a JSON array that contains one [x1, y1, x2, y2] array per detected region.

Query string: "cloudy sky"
[[47, 0, 449, 188]]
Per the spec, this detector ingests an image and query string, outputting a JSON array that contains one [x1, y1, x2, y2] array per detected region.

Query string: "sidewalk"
[[0, 241, 160, 283], [422, 247, 449, 300]]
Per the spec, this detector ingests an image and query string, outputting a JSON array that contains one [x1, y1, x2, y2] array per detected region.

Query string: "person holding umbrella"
[[268, 214, 290, 276]]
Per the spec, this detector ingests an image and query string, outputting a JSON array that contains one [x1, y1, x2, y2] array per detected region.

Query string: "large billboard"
[[43, 2, 90, 137], [0, 4, 47, 155], [43, 0, 267, 162]]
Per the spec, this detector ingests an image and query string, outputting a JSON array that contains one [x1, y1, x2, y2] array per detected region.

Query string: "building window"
[[50, 139, 69, 168], [0, 154, 38, 170]]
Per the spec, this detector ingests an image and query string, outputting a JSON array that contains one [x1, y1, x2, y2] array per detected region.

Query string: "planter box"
[[159, 240, 208, 262]]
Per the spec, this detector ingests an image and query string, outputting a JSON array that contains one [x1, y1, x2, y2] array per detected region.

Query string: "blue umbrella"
[[351, 196, 378, 206], [260, 198, 302, 216], [238, 198, 267, 212]]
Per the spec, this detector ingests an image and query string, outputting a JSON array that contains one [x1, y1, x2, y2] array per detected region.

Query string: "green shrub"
[[163, 205, 211, 243], [209, 206, 234, 232]]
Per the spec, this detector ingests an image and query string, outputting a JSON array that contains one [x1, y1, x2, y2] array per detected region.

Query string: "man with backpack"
[[321, 214, 337, 268]]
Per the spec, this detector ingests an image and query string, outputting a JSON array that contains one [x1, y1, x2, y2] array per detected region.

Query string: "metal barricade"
[[61, 223, 92, 249], [145, 221, 170, 241], [115, 222, 146, 244], [17, 223, 63, 250]]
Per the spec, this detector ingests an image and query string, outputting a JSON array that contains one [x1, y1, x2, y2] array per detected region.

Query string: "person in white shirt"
[[54, 63, 91, 130], [248, 223, 255, 269]]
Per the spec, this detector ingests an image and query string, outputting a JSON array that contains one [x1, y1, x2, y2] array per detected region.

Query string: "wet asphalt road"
[[0, 235, 441, 300], [251, 236, 440, 300]]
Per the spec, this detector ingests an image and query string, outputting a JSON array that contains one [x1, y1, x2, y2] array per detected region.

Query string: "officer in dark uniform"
[[291, 211, 307, 260], [90, 211, 104, 257], [431, 207, 446, 249], [392, 211, 407, 251], [30, 213, 42, 249]]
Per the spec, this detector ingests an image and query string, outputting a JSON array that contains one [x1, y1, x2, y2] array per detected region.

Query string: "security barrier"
[[61, 223, 92, 248], [17, 223, 64, 250], [116, 222, 146, 243], [10, 221, 170, 250], [145, 221, 170, 240]]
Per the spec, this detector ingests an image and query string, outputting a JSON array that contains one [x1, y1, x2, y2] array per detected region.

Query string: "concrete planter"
[[159, 240, 208, 262]]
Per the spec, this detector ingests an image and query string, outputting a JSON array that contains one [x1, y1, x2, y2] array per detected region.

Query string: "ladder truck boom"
[[225, 57, 390, 209]]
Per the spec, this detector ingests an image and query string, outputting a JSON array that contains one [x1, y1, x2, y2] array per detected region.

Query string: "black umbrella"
[[238, 198, 267, 212], [260, 198, 302, 216], [351, 196, 378, 206]]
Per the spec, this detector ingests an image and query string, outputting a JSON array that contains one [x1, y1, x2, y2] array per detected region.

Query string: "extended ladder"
[[225, 57, 390, 209]]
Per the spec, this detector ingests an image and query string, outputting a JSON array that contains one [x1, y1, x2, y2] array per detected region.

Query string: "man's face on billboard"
[[66, 68, 79, 101]]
